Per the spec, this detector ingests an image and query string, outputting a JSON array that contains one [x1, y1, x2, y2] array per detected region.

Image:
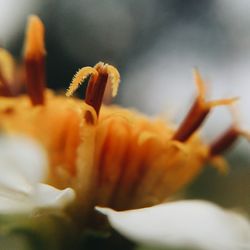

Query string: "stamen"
[[0, 73, 12, 96], [85, 62, 120, 116], [0, 49, 15, 96], [95, 62, 120, 97], [67, 62, 120, 118], [210, 126, 239, 156], [172, 69, 237, 142], [66, 67, 98, 97], [23, 15, 46, 105], [210, 109, 250, 156]]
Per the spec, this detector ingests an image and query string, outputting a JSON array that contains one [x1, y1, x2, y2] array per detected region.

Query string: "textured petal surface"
[[96, 200, 250, 250]]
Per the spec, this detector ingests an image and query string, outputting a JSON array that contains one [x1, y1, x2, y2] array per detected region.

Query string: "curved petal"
[[0, 136, 75, 214], [33, 184, 75, 210], [96, 200, 250, 250], [0, 184, 75, 214], [0, 136, 48, 183]]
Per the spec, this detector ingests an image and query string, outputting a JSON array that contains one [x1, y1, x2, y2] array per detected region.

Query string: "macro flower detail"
[[96, 200, 250, 250], [0, 135, 75, 214], [0, 14, 249, 229]]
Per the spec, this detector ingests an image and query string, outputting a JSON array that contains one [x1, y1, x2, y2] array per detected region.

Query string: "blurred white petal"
[[0, 136, 48, 183], [0, 166, 32, 197], [0, 135, 75, 213], [0, 195, 32, 213], [33, 184, 75, 210], [96, 200, 250, 250]]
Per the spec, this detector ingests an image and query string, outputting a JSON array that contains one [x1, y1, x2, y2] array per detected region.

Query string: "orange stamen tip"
[[106, 65, 120, 97], [94, 62, 120, 97], [23, 15, 46, 105], [193, 68, 206, 100], [207, 97, 239, 108], [0, 48, 15, 84], [24, 15, 46, 60], [66, 67, 98, 97], [192, 68, 238, 109]]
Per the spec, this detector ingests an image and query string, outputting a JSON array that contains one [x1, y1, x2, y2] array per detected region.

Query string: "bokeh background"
[[0, 0, 250, 215]]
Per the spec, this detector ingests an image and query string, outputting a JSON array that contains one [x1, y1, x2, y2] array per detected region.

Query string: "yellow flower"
[[0, 15, 246, 222]]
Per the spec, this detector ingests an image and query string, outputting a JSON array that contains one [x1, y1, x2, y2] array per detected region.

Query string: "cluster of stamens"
[[0, 15, 249, 214]]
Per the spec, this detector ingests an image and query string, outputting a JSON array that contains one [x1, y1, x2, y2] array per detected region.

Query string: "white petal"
[[33, 184, 76, 209], [0, 184, 75, 214], [0, 136, 48, 183], [96, 200, 250, 250], [0, 136, 74, 213], [0, 166, 32, 196], [0, 195, 33, 213]]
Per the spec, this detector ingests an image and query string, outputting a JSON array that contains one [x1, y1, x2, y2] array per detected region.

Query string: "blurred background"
[[0, 0, 250, 214]]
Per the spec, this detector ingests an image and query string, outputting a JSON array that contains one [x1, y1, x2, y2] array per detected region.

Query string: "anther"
[[210, 109, 250, 156], [67, 62, 120, 119], [23, 15, 46, 105], [210, 126, 239, 156], [86, 62, 120, 116], [66, 67, 98, 97], [173, 69, 237, 142]]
